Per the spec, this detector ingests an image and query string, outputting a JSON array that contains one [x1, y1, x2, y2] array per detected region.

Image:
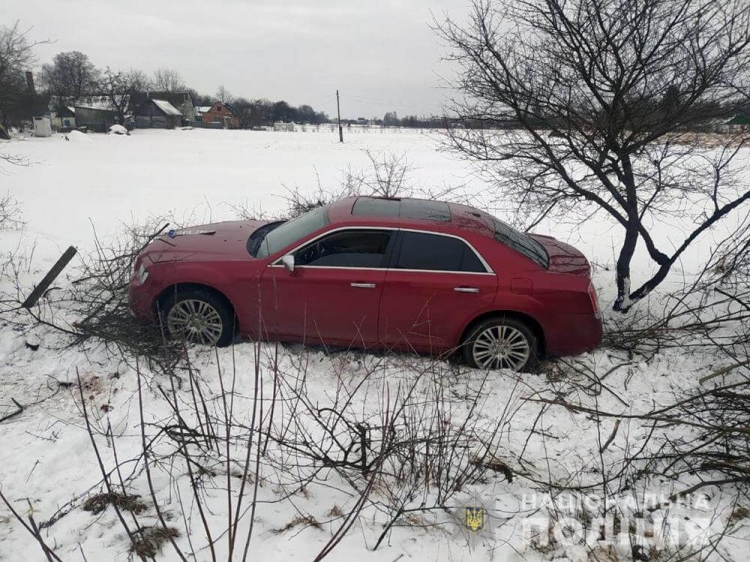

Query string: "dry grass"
[[729, 505, 750, 524], [665, 130, 748, 147], [271, 515, 323, 534], [82, 492, 147, 515], [327, 505, 344, 518], [131, 526, 180, 558]]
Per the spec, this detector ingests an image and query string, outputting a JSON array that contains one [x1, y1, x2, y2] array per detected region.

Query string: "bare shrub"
[[67, 218, 173, 358], [231, 149, 416, 224], [263, 349, 522, 550], [283, 149, 414, 219], [0, 192, 23, 230], [518, 353, 750, 560]]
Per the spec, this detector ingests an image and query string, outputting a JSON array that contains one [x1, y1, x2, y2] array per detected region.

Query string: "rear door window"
[[295, 229, 393, 268], [395, 231, 487, 273]]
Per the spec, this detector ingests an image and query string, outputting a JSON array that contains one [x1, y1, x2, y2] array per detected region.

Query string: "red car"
[[129, 197, 601, 371]]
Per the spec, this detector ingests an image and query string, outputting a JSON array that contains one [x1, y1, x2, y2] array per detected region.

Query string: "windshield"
[[491, 217, 549, 268], [255, 206, 329, 258]]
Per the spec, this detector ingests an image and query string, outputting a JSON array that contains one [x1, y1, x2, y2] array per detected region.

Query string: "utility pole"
[[336, 90, 343, 143]]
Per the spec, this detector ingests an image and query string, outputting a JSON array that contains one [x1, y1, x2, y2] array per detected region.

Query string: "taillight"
[[587, 282, 599, 314]]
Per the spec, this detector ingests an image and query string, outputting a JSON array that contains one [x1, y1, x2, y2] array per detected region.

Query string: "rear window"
[[492, 218, 549, 268], [395, 231, 486, 273]]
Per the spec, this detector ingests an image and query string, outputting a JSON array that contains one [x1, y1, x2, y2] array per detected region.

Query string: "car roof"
[[327, 196, 495, 237]]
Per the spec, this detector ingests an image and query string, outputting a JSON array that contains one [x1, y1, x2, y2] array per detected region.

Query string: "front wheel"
[[161, 289, 235, 347], [462, 317, 538, 372]]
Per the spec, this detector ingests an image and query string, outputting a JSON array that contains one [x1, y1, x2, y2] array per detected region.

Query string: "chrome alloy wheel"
[[166, 299, 224, 345], [471, 325, 531, 371]]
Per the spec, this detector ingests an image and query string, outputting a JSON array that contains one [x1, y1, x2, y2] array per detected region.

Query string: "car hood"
[[529, 234, 590, 275], [143, 220, 270, 263]]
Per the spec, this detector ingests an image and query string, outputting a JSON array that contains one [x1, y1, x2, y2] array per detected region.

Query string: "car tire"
[[160, 288, 235, 347], [462, 316, 539, 372]]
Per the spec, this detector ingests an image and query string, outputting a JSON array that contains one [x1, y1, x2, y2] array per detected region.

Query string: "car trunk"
[[529, 234, 590, 275]]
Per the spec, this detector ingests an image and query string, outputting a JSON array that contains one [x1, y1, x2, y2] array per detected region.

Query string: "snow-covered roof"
[[74, 95, 129, 112], [153, 99, 183, 117], [195, 106, 212, 114], [75, 99, 116, 111]]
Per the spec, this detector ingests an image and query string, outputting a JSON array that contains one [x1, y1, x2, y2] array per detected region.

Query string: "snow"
[[108, 124, 128, 135], [0, 128, 747, 562], [74, 95, 128, 112], [64, 130, 91, 143], [152, 99, 183, 117]]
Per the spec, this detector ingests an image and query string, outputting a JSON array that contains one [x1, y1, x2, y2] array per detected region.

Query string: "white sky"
[[1, 0, 472, 119]]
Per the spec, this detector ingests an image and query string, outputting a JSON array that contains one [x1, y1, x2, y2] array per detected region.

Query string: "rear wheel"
[[462, 317, 538, 371], [161, 289, 235, 347]]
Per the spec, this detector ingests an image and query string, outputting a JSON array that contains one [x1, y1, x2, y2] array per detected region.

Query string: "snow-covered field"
[[0, 129, 747, 562]]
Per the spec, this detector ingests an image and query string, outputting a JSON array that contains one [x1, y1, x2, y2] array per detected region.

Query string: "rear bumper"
[[545, 312, 603, 357]]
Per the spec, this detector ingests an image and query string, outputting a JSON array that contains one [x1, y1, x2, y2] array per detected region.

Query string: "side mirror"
[[281, 254, 295, 273]]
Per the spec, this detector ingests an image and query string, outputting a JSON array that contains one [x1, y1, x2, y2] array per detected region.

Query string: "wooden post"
[[337, 90, 343, 143], [22, 246, 78, 309]]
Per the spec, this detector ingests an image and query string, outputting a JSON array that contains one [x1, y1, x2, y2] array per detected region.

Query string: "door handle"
[[351, 282, 376, 289], [454, 287, 479, 293]]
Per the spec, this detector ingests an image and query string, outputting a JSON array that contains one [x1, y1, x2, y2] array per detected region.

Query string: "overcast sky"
[[1, 0, 472, 119]]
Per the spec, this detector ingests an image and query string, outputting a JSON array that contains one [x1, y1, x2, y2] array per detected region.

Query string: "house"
[[74, 96, 128, 133], [50, 106, 76, 131], [152, 92, 195, 122], [202, 102, 240, 129], [194, 106, 212, 122], [130, 91, 195, 128], [133, 98, 184, 129]]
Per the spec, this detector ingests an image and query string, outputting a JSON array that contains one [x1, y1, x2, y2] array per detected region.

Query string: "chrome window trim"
[[269, 226, 495, 275], [397, 228, 494, 274], [270, 226, 396, 266]]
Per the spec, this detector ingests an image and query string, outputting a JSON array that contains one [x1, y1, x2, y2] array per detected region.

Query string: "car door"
[[378, 230, 498, 352], [260, 228, 395, 346]]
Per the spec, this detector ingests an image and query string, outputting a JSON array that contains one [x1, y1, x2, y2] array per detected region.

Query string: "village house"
[[74, 95, 128, 132], [130, 91, 193, 129], [132, 97, 184, 129], [50, 106, 76, 131], [202, 102, 240, 129], [194, 106, 212, 122], [146, 91, 195, 121]]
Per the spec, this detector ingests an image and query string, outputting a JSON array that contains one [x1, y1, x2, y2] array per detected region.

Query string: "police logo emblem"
[[464, 506, 485, 533]]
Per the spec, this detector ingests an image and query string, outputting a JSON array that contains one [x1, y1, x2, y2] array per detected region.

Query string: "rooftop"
[[152, 99, 183, 117], [330, 196, 495, 237]]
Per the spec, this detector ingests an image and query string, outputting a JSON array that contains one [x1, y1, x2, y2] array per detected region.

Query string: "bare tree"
[[99, 68, 130, 126], [215, 85, 233, 104], [39, 50, 99, 105], [231, 97, 254, 128], [152, 67, 186, 92], [99, 67, 152, 126], [248, 98, 273, 128], [0, 21, 43, 136], [122, 68, 151, 92], [439, 0, 750, 311]]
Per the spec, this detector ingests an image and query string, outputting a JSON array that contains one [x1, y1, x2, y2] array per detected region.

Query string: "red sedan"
[[129, 197, 601, 371]]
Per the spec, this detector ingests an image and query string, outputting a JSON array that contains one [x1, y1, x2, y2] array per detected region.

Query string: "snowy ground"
[[0, 129, 747, 562]]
